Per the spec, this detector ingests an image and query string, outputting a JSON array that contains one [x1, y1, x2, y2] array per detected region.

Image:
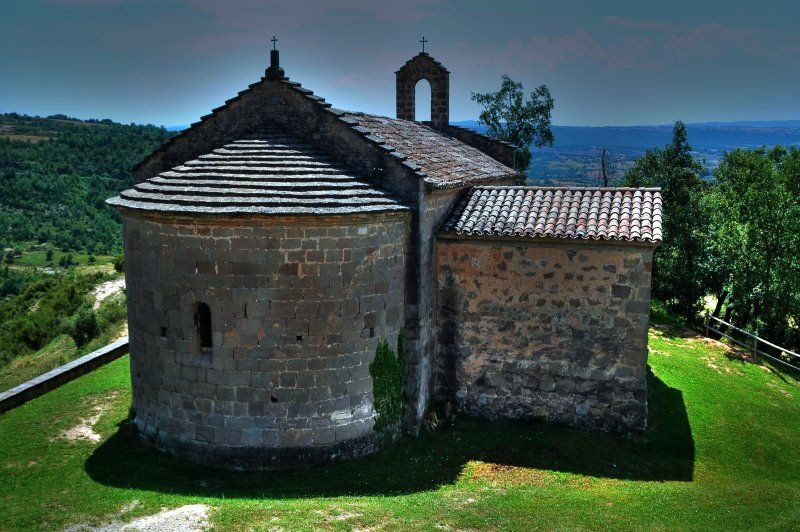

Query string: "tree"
[[472, 75, 554, 184], [622, 121, 708, 321], [706, 146, 800, 345], [67, 306, 100, 346]]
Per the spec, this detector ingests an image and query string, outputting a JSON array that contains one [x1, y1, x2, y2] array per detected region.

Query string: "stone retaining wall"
[[0, 337, 129, 414], [123, 210, 408, 468], [436, 236, 654, 431]]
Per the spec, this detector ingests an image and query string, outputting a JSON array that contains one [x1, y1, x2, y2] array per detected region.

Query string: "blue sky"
[[1, 0, 799, 126]]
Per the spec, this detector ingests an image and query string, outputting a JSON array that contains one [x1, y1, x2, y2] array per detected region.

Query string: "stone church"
[[108, 45, 662, 469]]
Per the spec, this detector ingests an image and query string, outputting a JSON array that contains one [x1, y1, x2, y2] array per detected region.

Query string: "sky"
[[1, 0, 799, 127]]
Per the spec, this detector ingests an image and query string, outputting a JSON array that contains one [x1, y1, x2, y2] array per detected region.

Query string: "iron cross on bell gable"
[[420, 36, 428, 53]]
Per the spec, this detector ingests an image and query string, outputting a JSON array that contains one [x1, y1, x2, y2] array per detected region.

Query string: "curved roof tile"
[[441, 186, 662, 244]]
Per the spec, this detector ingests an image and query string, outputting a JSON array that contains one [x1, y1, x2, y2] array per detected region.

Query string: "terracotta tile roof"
[[109, 129, 407, 216], [334, 111, 519, 189], [441, 187, 662, 244]]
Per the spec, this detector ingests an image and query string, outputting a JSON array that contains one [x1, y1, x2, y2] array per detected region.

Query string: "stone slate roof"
[[441, 187, 663, 244], [334, 111, 518, 189], [109, 129, 408, 216], [132, 73, 518, 191]]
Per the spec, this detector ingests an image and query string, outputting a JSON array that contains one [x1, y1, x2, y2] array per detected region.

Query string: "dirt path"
[[67, 504, 211, 532], [92, 278, 125, 309]]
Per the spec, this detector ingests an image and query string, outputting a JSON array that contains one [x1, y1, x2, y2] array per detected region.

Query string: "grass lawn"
[[0, 323, 798, 530]]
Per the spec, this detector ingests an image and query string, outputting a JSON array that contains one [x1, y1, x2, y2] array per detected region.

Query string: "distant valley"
[[108, 119, 800, 187], [452, 120, 800, 186]]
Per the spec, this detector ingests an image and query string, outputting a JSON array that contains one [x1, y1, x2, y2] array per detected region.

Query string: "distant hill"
[[452, 120, 800, 185], [0, 113, 173, 253], [690, 120, 800, 128], [451, 120, 800, 149]]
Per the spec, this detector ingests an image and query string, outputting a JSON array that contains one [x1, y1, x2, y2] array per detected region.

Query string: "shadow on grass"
[[85, 371, 693, 498]]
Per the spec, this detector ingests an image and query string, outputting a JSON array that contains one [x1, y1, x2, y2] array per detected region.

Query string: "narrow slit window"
[[194, 302, 212, 349]]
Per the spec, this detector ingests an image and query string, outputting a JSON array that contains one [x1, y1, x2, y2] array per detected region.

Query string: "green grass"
[[12, 249, 115, 269], [0, 323, 798, 530]]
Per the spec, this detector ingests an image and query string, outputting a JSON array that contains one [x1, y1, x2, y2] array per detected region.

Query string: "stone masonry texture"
[[436, 237, 654, 431], [395, 53, 450, 128], [122, 210, 408, 469], [122, 51, 658, 450], [130, 72, 512, 433]]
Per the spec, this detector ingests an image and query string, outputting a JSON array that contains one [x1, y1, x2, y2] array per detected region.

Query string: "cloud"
[[663, 23, 800, 65], [185, 0, 444, 26], [452, 29, 656, 76], [605, 16, 672, 32], [46, 0, 142, 4], [605, 16, 800, 65]]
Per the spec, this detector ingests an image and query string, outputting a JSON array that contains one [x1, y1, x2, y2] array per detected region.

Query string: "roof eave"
[[423, 171, 521, 191], [436, 231, 662, 248]]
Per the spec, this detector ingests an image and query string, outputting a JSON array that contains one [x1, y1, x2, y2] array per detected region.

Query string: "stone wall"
[[402, 188, 460, 428], [437, 124, 517, 169], [436, 236, 654, 431], [122, 210, 408, 469], [129, 73, 517, 435], [130, 77, 431, 433]]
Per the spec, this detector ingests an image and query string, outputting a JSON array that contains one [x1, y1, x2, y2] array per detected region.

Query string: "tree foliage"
[[705, 146, 800, 346], [621, 121, 800, 351], [65, 305, 100, 347], [0, 271, 106, 363], [0, 113, 172, 253], [369, 332, 406, 431], [622, 121, 708, 321], [472, 75, 554, 182]]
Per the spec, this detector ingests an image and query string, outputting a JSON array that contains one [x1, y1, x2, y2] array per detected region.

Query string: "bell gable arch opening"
[[414, 79, 432, 122]]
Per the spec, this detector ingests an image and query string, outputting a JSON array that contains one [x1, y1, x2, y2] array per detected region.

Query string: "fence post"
[[752, 336, 758, 362]]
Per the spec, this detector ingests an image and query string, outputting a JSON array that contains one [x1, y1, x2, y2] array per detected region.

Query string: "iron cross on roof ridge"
[[420, 36, 428, 53]]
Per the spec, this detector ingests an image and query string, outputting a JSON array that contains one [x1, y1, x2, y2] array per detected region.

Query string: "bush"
[[369, 332, 406, 431], [0, 271, 106, 364], [65, 305, 99, 346], [97, 293, 126, 331], [113, 254, 124, 272]]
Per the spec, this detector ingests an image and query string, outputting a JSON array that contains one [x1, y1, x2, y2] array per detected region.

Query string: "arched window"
[[194, 302, 212, 349], [414, 79, 432, 122]]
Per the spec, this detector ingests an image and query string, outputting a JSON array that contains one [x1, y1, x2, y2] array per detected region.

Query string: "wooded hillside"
[[0, 113, 173, 254]]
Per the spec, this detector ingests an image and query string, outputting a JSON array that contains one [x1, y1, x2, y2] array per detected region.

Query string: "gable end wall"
[[436, 125, 517, 169]]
